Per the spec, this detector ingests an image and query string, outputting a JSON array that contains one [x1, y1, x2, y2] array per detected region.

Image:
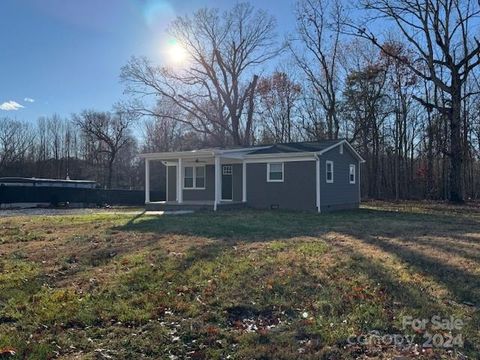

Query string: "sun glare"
[[166, 38, 188, 65]]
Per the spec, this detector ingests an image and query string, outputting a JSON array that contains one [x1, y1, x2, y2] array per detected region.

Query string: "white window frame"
[[183, 165, 206, 190], [349, 164, 356, 184], [267, 162, 284, 182], [326, 160, 334, 183]]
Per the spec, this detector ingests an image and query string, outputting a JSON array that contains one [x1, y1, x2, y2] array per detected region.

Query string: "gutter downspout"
[[314, 153, 321, 213]]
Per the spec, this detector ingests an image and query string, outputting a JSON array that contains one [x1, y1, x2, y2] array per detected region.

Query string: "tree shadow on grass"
[[333, 240, 449, 322], [115, 208, 479, 241], [331, 244, 480, 356], [394, 235, 480, 263], [115, 208, 480, 306], [345, 233, 480, 305]]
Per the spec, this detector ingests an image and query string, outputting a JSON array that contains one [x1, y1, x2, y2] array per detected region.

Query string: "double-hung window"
[[184, 165, 205, 189], [267, 162, 284, 182], [349, 164, 356, 184], [326, 161, 334, 183]]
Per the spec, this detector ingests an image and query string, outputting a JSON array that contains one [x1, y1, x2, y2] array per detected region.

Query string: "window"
[[267, 162, 284, 182], [184, 165, 205, 189], [184, 166, 194, 188], [349, 164, 356, 184], [196, 166, 205, 188], [222, 165, 232, 175], [326, 161, 334, 183], [340, 144, 344, 154]]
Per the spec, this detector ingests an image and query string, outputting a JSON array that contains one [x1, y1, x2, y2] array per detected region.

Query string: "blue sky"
[[0, 0, 296, 122]]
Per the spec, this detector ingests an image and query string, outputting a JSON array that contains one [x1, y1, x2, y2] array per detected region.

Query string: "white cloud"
[[24, 97, 35, 103], [0, 101, 24, 111]]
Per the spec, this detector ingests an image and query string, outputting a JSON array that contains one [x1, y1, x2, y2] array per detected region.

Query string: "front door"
[[221, 165, 233, 201]]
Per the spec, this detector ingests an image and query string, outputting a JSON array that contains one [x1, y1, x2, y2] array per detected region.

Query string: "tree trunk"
[[394, 112, 399, 201], [449, 84, 464, 203], [426, 113, 434, 199], [107, 155, 115, 190]]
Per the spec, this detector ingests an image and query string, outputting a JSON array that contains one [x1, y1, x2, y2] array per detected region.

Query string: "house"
[[140, 139, 365, 212]]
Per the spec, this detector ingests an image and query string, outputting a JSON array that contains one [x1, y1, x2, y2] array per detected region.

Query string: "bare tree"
[[256, 71, 302, 143], [47, 114, 64, 177], [292, 0, 345, 139], [350, 0, 480, 202], [379, 41, 419, 200], [0, 118, 34, 172], [121, 3, 279, 146], [74, 110, 135, 189], [143, 118, 183, 153], [342, 60, 390, 198]]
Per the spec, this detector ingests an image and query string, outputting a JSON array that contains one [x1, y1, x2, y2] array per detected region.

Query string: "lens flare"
[[166, 38, 188, 65]]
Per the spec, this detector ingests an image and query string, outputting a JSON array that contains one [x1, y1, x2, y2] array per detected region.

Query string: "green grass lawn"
[[0, 202, 479, 359]]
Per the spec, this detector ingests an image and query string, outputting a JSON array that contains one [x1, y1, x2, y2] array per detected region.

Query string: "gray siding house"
[[141, 140, 365, 212]]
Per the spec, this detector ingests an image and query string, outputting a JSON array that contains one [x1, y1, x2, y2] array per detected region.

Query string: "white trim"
[[267, 162, 284, 182], [349, 164, 356, 184], [326, 160, 334, 183], [246, 156, 315, 164], [214, 156, 221, 211], [242, 161, 247, 202], [141, 150, 214, 160], [340, 144, 343, 154], [139, 146, 270, 160], [145, 159, 150, 203], [218, 146, 270, 154], [177, 158, 183, 203], [315, 155, 320, 213], [318, 140, 365, 163], [183, 165, 206, 190], [221, 164, 233, 201], [165, 165, 169, 202], [245, 152, 315, 160], [358, 164, 361, 204]]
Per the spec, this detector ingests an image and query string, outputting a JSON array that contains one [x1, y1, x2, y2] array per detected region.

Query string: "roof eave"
[[244, 151, 316, 159], [139, 146, 271, 160]]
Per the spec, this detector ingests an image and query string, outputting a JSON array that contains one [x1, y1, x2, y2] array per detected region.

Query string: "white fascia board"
[[317, 140, 366, 163], [140, 150, 215, 160], [140, 146, 270, 160], [244, 151, 315, 159], [216, 146, 270, 155], [244, 153, 316, 163]]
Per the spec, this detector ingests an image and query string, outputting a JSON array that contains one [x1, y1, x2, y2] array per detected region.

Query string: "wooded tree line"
[[2, 0, 480, 200], [0, 112, 139, 189]]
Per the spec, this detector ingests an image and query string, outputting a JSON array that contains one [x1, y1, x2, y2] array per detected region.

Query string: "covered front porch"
[[142, 148, 254, 211]]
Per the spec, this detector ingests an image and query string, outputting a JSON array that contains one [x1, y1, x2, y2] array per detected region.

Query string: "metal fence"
[[0, 185, 165, 206]]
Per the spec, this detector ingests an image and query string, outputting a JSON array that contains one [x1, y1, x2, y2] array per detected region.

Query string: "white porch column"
[[145, 159, 150, 204], [165, 165, 169, 202], [177, 158, 183, 203], [315, 156, 321, 213], [214, 156, 221, 211], [242, 161, 247, 202], [358, 164, 361, 204]]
